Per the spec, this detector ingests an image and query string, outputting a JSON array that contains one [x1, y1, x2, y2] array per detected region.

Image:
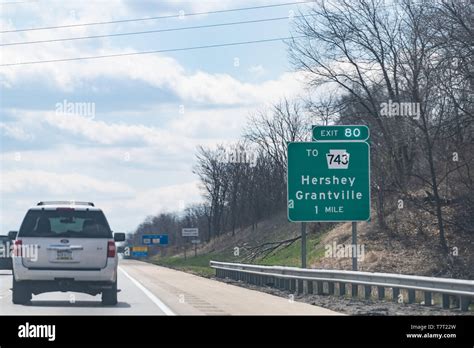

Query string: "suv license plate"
[[57, 250, 72, 260]]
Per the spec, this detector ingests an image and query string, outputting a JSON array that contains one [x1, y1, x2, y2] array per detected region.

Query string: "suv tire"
[[12, 278, 31, 305], [101, 280, 118, 305]]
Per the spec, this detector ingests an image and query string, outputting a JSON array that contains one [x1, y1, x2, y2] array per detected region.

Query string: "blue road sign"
[[142, 234, 169, 245], [131, 246, 148, 258]]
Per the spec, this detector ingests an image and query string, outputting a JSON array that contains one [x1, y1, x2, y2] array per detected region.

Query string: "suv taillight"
[[14, 240, 22, 257], [107, 241, 116, 258]]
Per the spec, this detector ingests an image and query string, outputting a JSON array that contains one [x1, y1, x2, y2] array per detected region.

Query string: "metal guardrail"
[[210, 261, 474, 311]]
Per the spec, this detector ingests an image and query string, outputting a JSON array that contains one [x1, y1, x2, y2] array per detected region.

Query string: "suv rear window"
[[19, 209, 112, 238]]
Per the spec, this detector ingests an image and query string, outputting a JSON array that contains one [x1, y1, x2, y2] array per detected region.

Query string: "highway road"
[[0, 259, 339, 315]]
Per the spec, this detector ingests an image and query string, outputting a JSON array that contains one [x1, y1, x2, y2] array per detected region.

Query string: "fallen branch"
[[243, 236, 302, 262]]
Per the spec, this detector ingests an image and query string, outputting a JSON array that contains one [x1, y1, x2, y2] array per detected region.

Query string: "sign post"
[[191, 239, 200, 257], [352, 222, 357, 271], [182, 228, 199, 260], [301, 222, 307, 268], [288, 125, 370, 270]]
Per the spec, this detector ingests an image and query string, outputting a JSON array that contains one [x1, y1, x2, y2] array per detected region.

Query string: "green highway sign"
[[312, 125, 369, 142], [287, 142, 370, 222]]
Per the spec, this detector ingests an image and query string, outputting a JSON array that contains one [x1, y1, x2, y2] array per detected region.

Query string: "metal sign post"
[[182, 228, 199, 260], [352, 222, 357, 271], [301, 222, 307, 268]]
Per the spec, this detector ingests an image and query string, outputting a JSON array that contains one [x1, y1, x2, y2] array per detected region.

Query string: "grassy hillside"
[[150, 208, 474, 280]]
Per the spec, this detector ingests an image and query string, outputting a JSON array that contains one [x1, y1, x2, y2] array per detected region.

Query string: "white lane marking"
[[119, 267, 175, 316]]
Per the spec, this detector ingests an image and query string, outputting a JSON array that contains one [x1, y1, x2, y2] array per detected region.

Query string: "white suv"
[[11, 201, 125, 305]]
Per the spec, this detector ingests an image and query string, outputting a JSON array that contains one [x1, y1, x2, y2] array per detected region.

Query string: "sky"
[[0, 0, 311, 233]]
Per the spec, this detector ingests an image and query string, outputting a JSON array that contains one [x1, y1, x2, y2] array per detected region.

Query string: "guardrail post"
[[297, 279, 304, 294], [339, 283, 346, 296], [290, 279, 296, 293], [442, 294, 450, 309], [351, 284, 358, 297], [392, 288, 400, 302], [284, 279, 290, 291], [328, 282, 335, 295], [408, 289, 416, 304], [377, 287, 385, 300], [364, 285, 372, 299], [424, 292, 432, 306], [307, 280, 313, 294], [280, 278, 286, 290], [316, 281, 324, 295], [460, 296, 470, 311]]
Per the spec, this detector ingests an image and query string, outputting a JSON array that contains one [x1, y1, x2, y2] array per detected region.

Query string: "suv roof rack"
[[36, 201, 95, 207]]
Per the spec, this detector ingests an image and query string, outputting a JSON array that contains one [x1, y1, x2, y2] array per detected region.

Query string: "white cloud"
[[121, 180, 201, 213], [168, 106, 252, 138], [0, 122, 34, 141], [0, 172, 202, 232], [0, 170, 134, 195], [1, 49, 305, 105]]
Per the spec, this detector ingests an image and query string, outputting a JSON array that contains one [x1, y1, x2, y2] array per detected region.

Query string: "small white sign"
[[182, 228, 199, 237]]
